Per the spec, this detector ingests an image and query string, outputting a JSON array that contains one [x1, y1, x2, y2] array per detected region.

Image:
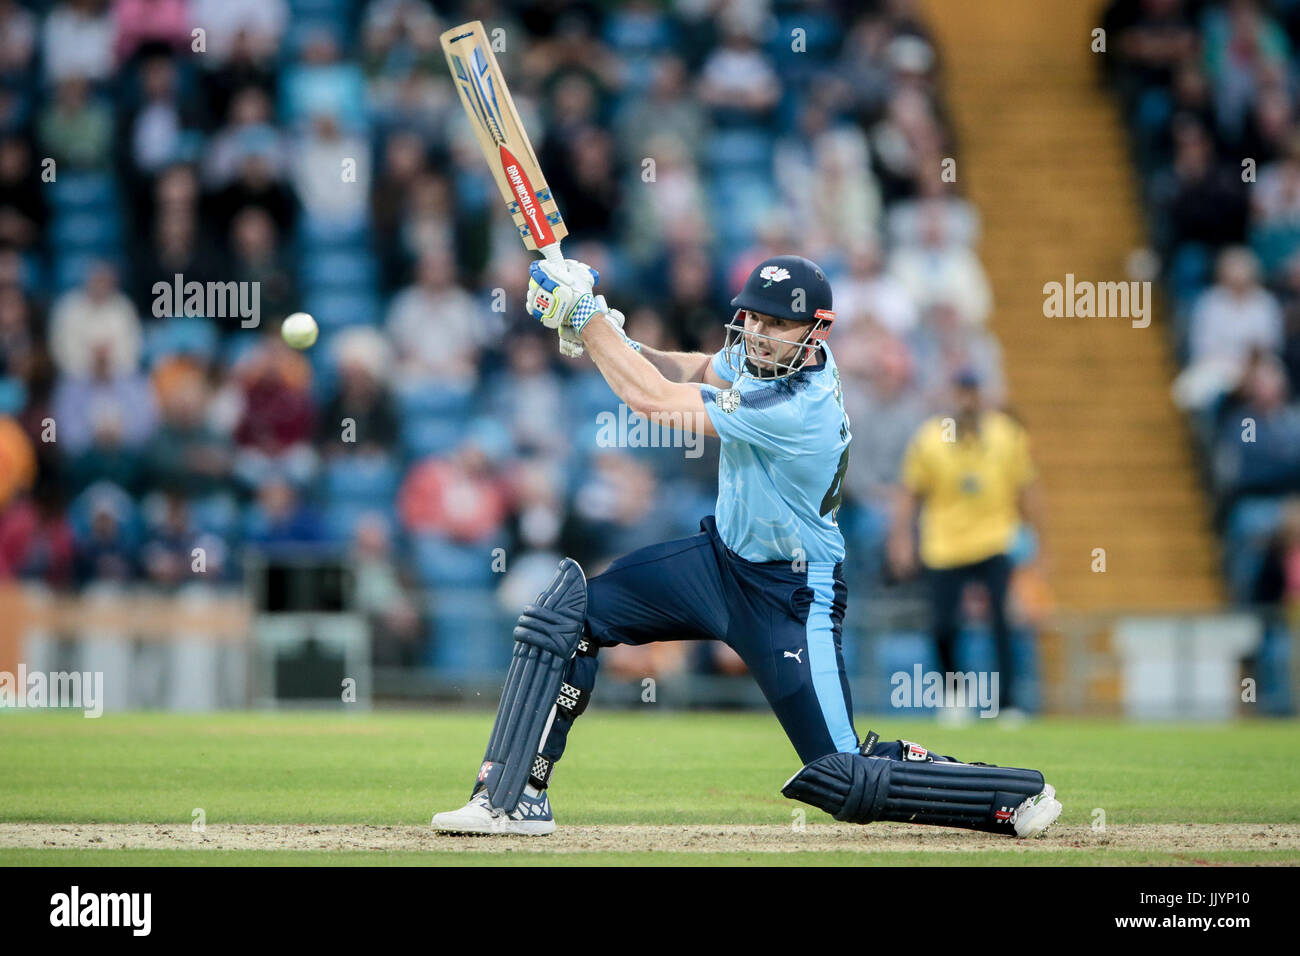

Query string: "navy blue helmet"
[[724, 255, 836, 379]]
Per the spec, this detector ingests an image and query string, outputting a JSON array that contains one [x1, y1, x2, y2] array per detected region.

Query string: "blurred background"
[[0, 0, 1293, 720]]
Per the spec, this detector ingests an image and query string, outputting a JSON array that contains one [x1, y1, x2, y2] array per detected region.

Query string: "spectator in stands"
[[563, 451, 665, 570], [663, 248, 720, 352], [0, 284, 38, 379], [42, 0, 114, 85], [614, 56, 706, 167], [140, 490, 195, 587], [370, 130, 429, 289], [113, 0, 191, 66], [0, 480, 75, 585], [203, 86, 282, 189], [352, 512, 421, 668], [73, 482, 136, 584], [486, 330, 566, 460], [319, 327, 398, 457], [399, 440, 510, 544], [245, 477, 323, 547], [279, 27, 366, 125], [0, 136, 49, 252], [204, 131, 297, 243], [198, 29, 279, 128], [230, 333, 316, 488], [228, 205, 296, 325], [868, 86, 945, 204], [621, 134, 709, 268], [1108, 0, 1198, 101], [117, 52, 202, 183], [842, 331, 928, 513], [1203, 0, 1291, 147], [0, 414, 36, 509], [38, 75, 112, 170], [52, 337, 156, 477], [145, 363, 232, 497], [132, 205, 221, 313], [0, 0, 38, 82], [291, 111, 370, 227], [1150, 117, 1249, 262], [1213, 350, 1300, 497], [1250, 496, 1300, 610], [833, 236, 920, 335], [48, 262, 142, 379], [386, 247, 482, 385], [189, 0, 287, 66], [1188, 246, 1282, 376], [393, 169, 456, 274], [889, 202, 993, 327], [697, 19, 780, 124]]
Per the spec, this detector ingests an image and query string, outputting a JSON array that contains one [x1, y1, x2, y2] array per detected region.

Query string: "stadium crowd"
[[1105, 0, 1300, 625], [0, 0, 1014, 680]]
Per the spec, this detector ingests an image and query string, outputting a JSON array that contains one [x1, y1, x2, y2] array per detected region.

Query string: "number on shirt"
[[820, 446, 850, 519]]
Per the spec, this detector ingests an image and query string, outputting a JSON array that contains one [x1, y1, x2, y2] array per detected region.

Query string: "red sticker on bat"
[[500, 145, 555, 248]]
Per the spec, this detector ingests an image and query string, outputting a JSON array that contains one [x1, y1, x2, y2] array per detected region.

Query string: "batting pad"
[[782, 752, 1045, 833], [479, 558, 587, 813]]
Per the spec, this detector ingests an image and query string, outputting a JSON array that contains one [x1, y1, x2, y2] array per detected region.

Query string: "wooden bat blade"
[[441, 20, 567, 253]]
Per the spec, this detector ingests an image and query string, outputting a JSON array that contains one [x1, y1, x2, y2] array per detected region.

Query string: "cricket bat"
[[440, 20, 567, 265]]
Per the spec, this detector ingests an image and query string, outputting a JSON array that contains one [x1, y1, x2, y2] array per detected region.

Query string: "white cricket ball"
[[281, 312, 318, 349]]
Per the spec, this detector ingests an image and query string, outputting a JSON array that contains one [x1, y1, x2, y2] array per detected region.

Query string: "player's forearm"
[[580, 313, 675, 414], [638, 346, 712, 383]]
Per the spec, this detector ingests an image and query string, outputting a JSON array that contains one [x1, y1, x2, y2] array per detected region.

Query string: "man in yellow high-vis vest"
[[888, 368, 1044, 714]]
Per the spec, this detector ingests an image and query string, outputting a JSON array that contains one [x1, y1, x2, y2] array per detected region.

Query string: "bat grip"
[[538, 243, 564, 265]]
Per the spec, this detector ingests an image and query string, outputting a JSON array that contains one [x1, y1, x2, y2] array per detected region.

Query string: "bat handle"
[[538, 242, 564, 265]]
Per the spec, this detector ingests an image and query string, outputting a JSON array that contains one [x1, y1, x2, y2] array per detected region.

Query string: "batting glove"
[[526, 259, 599, 330]]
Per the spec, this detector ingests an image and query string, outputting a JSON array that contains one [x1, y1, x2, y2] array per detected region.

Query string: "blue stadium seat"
[[191, 493, 241, 539], [0, 377, 26, 415], [704, 129, 775, 173], [324, 500, 396, 543], [410, 536, 497, 589], [323, 455, 399, 501], [145, 316, 220, 366], [394, 381, 474, 420], [53, 253, 118, 293], [299, 250, 377, 291], [424, 587, 511, 676], [304, 291, 380, 328], [401, 416, 469, 459], [51, 210, 123, 251], [299, 212, 370, 249], [48, 172, 117, 211]]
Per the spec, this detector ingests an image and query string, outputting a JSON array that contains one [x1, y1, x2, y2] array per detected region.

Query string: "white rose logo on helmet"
[[759, 266, 791, 286]]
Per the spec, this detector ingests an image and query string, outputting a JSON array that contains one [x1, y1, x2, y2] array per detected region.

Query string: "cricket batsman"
[[431, 254, 1063, 838]]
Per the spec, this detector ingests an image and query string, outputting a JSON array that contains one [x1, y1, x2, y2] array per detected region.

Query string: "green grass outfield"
[[1, 710, 1297, 865]]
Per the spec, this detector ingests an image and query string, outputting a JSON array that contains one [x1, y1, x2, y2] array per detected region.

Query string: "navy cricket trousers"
[[540, 517, 860, 771]]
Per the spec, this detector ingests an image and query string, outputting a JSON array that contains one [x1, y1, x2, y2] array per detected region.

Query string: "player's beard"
[[744, 329, 803, 378]]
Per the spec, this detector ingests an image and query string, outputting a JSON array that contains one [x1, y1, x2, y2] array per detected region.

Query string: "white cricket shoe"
[[431, 788, 555, 836], [1011, 783, 1061, 838]]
